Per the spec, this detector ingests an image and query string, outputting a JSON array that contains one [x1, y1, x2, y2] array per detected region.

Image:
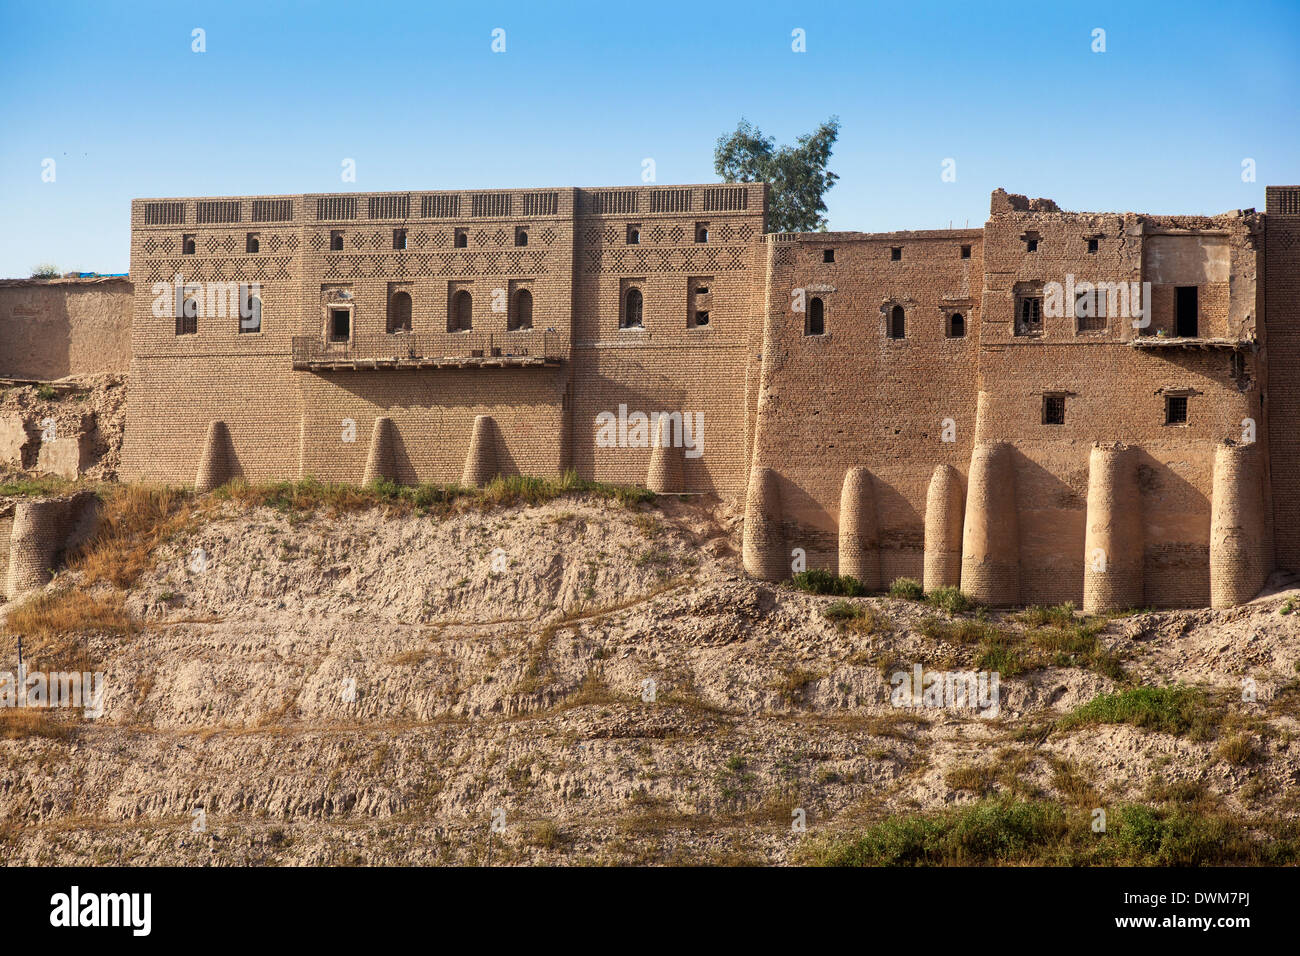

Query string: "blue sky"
[[1, 0, 1297, 277]]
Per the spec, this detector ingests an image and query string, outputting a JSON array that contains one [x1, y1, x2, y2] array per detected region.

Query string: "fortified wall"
[[120, 181, 1300, 610], [0, 277, 132, 380]]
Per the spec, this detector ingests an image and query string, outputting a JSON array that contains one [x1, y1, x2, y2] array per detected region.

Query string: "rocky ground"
[[0, 373, 127, 483], [1, 488, 1297, 866]]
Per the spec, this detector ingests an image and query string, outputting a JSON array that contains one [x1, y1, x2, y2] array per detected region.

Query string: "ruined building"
[[122, 182, 1300, 610]]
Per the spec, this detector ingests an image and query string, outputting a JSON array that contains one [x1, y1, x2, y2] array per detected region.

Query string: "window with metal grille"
[[806, 297, 824, 335], [1043, 394, 1066, 425], [1166, 395, 1188, 425], [1015, 295, 1043, 335], [1075, 292, 1106, 332]]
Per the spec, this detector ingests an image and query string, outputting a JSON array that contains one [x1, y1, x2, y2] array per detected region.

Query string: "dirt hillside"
[[1, 490, 1298, 865]]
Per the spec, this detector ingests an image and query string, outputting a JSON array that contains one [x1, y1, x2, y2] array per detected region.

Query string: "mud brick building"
[[123, 181, 1300, 610]]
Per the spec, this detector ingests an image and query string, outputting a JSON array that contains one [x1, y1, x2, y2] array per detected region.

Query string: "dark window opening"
[[240, 290, 261, 334], [182, 235, 196, 255], [960, 244, 971, 259], [1166, 395, 1188, 425], [948, 312, 965, 338], [388, 290, 412, 333], [1087, 238, 1099, 254], [393, 229, 407, 251], [246, 233, 260, 254], [454, 229, 468, 248], [1231, 352, 1246, 381], [515, 228, 528, 247], [889, 305, 906, 339], [1076, 292, 1107, 332], [694, 310, 709, 325], [1026, 238, 1039, 253], [890, 246, 902, 261], [329, 308, 350, 341], [1043, 394, 1066, 425], [1015, 295, 1043, 336], [627, 225, 641, 244], [176, 295, 198, 335], [451, 290, 473, 331], [806, 297, 825, 336], [695, 222, 710, 243], [1176, 286, 1199, 337], [329, 231, 344, 251], [823, 249, 835, 263], [509, 288, 533, 331], [623, 288, 644, 328]]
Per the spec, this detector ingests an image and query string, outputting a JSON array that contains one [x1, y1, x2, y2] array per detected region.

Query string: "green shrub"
[[888, 577, 924, 600], [790, 569, 866, 597], [1059, 685, 1217, 739], [926, 586, 973, 614]]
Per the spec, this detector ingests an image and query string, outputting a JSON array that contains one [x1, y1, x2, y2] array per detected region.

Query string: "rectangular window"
[[1026, 238, 1039, 252], [890, 246, 902, 261], [1176, 286, 1199, 337], [1166, 395, 1188, 425], [1043, 394, 1066, 425], [1075, 292, 1107, 332], [329, 230, 344, 251], [329, 308, 351, 341], [245, 232, 260, 254], [694, 222, 710, 243], [823, 249, 835, 263], [393, 229, 407, 250], [960, 244, 971, 259], [1015, 295, 1043, 336], [1087, 238, 1099, 254], [689, 277, 713, 329]]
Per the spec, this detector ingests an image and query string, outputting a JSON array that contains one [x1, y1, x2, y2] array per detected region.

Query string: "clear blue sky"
[[1, 0, 1297, 277]]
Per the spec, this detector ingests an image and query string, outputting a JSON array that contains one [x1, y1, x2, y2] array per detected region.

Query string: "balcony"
[[1129, 335, 1255, 352], [291, 331, 562, 370]]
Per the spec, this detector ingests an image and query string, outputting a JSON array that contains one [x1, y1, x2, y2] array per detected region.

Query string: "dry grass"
[[69, 485, 197, 589], [0, 708, 75, 740], [5, 589, 134, 642]]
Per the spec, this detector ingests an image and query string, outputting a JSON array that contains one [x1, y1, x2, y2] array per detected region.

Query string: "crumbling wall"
[[4, 491, 99, 600], [0, 278, 132, 379]]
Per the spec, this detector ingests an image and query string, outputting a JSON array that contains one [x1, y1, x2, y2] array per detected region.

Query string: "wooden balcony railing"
[[291, 331, 561, 369]]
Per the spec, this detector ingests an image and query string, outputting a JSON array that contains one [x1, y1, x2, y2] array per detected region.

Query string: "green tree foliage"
[[713, 117, 840, 233]]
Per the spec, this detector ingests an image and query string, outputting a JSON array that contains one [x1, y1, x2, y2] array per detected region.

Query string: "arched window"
[[805, 297, 824, 335], [182, 235, 196, 255], [948, 312, 965, 338], [889, 305, 906, 339], [451, 290, 473, 331], [510, 288, 533, 331], [515, 229, 528, 247], [329, 231, 344, 251], [388, 291, 412, 333], [623, 288, 644, 328], [454, 230, 468, 248]]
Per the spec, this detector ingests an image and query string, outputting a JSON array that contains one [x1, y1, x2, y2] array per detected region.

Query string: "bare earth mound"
[[1, 491, 1298, 865]]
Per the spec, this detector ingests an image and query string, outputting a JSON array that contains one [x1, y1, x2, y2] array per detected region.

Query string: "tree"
[[714, 117, 840, 233], [30, 264, 60, 279]]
